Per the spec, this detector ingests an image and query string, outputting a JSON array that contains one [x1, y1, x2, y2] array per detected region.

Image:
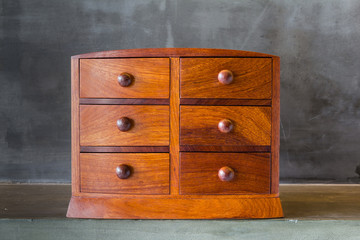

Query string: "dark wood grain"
[[179, 145, 270, 152], [180, 58, 272, 99], [180, 98, 271, 106], [180, 106, 271, 146], [79, 98, 169, 105], [80, 105, 169, 146], [80, 153, 169, 194], [271, 56, 280, 194], [72, 48, 277, 59], [80, 58, 169, 98], [180, 152, 270, 195], [80, 146, 169, 153]]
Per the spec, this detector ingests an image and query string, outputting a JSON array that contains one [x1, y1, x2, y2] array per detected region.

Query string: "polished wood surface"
[[217, 69, 234, 85], [69, 48, 281, 219], [80, 58, 169, 98], [72, 48, 277, 59], [180, 153, 270, 195], [116, 117, 132, 132], [180, 106, 271, 146], [71, 58, 80, 195], [67, 196, 282, 219], [80, 105, 169, 146], [180, 58, 272, 99], [115, 164, 131, 179], [117, 72, 133, 87], [3, 184, 359, 220], [218, 166, 235, 182], [271, 56, 280, 194], [170, 58, 180, 195], [80, 153, 169, 194]]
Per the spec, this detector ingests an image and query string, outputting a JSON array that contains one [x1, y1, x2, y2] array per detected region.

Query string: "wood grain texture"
[[71, 58, 80, 195], [180, 153, 270, 195], [80, 153, 169, 194], [80, 146, 169, 153], [72, 48, 277, 59], [180, 98, 271, 106], [271, 57, 280, 194], [80, 58, 169, 98], [180, 58, 272, 99], [80, 105, 169, 146], [180, 106, 271, 146], [179, 145, 270, 152], [67, 196, 282, 219], [79, 98, 169, 105], [170, 58, 180, 195]]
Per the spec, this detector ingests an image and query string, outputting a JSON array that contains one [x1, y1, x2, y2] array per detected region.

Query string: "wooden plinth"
[[67, 196, 283, 219]]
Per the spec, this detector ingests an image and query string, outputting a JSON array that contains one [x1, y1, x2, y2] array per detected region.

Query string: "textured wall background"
[[1, 0, 359, 183]]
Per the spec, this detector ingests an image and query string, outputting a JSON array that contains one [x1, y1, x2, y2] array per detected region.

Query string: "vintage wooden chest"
[[67, 48, 283, 219]]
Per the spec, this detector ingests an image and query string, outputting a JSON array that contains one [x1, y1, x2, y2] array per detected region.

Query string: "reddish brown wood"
[[71, 58, 80, 195], [80, 58, 169, 99], [179, 145, 271, 152], [180, 58, 272, 99], [80, 146, 169, 153], [170, 58, 180, 195], [218, 166, 235, 181], [180, 106, 271, 146], [80, 153, 169, 194], [271, 56, 280, 194], [80, 105, 169, 146], [72, 48, 276, 59], [218, 119, 233, 133], [69, 48, 282, 219], [218, 69, 234, 85], [67, 196, 283, 219], [116, 117, 132, 132], [180, 152, 270, 195], [180, 98, 271, 106], [115, 164, 132, 179], [117, 72, 133, 87], [79, 98, 169, 105]]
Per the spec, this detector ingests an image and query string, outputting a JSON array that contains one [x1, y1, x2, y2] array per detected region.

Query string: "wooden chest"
[[67, 48, 283, 219]]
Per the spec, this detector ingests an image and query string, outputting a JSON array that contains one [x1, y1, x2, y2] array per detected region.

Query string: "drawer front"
[[80, 105, 169, 146], [180, 58, 271, 99], [180, 153, 270, 194], [180, 106, 271, 146], [80, 58, 170, 98], [80, 153, 169, 194]]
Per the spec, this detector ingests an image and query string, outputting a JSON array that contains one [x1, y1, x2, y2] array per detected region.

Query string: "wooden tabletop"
[[0, 184, 359, 219]]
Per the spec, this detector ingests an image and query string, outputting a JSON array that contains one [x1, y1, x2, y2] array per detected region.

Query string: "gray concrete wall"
[[0, 0, 359, 183]]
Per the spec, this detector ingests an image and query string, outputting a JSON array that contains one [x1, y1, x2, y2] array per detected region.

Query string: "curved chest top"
[[72, 48, 278, 59]]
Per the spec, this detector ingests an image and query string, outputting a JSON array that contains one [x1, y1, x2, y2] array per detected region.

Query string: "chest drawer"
[[180, 106, 271, 146], [180, 58, 272, 99], [80, 153, 169, 194], [80, 105, 169, 146], [80, 58, 170, 98], [180, 152, 270, 194]]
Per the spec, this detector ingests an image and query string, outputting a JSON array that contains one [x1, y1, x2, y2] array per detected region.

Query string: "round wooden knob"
[[116, 164, 131, 179], [218, 70, 233, 85], [218, 166, 235, 181], [117, 117, 132, 132], [117, 72, 133, 87], [218, 119, 233, 133]]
